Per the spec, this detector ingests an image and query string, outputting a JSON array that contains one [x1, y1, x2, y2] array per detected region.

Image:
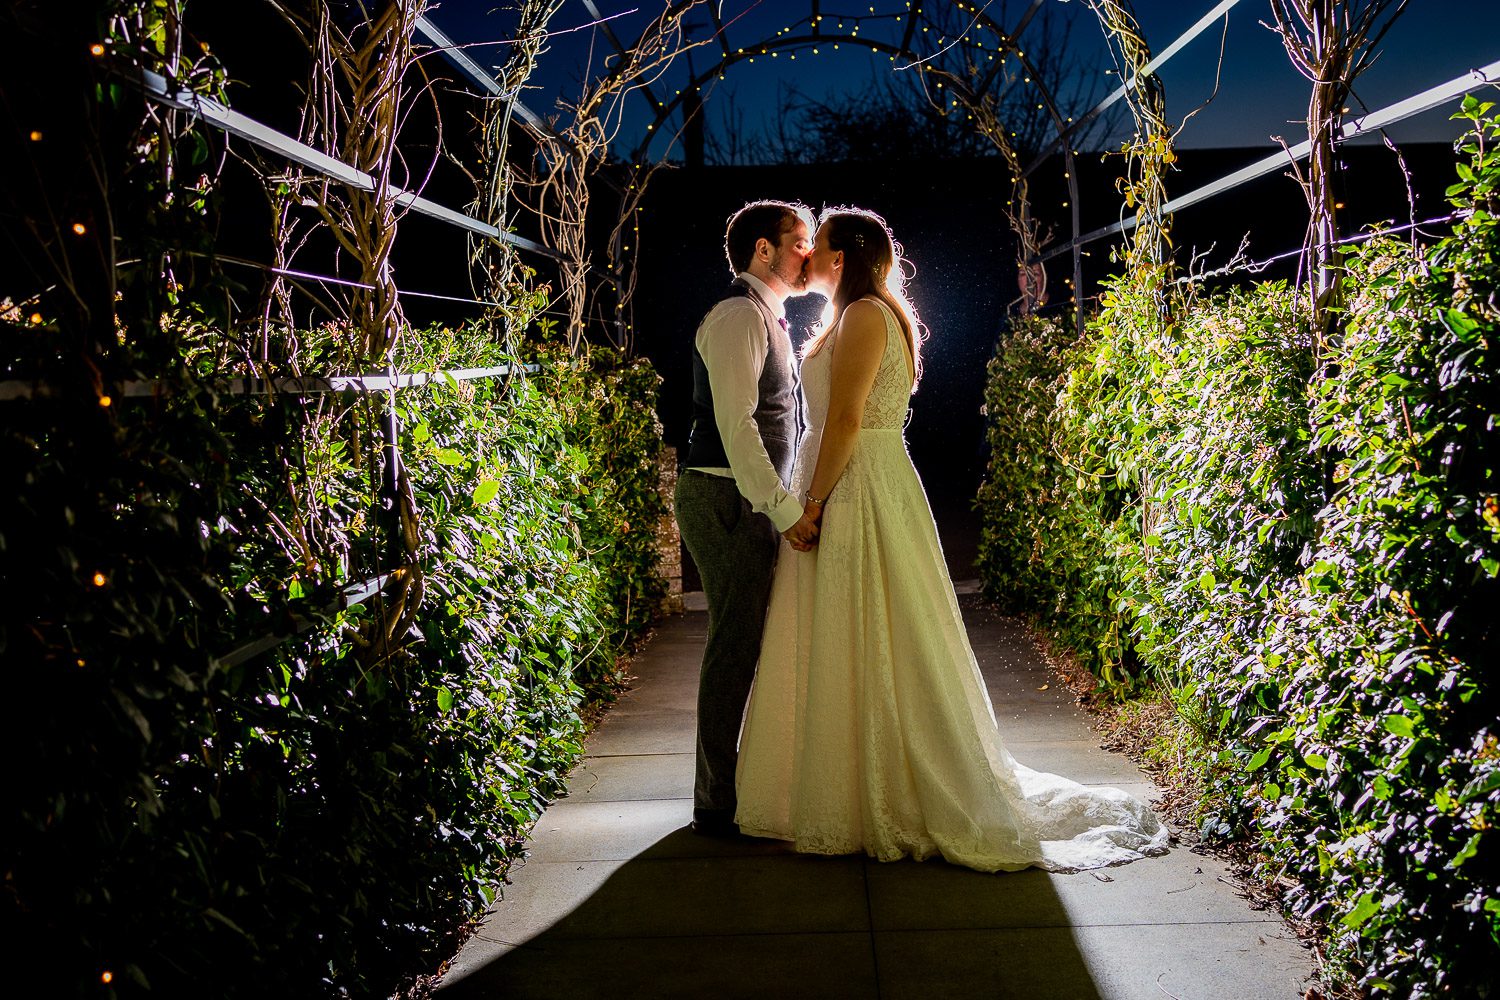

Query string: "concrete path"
[[437, 589, 1315, 1000]]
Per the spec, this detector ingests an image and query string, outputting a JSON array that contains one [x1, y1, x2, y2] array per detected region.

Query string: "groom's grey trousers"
[[675, 469, 779, 820]]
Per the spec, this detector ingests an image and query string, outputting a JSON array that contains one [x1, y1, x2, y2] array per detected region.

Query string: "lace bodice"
[[799, 297, 915, 434]]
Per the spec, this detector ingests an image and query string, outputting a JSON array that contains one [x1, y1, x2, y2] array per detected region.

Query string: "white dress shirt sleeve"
[[696, 299, 804, 532]]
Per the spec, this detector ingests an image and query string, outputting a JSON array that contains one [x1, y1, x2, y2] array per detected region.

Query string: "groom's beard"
[[770, 251, 806, 291]]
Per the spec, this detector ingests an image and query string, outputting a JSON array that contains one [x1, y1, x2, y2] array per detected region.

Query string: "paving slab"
[[865, 847, 1280, 931], [437, 594, 1316, 999], [873, 922, 1308, 1000], [564, 751, 695, 802]]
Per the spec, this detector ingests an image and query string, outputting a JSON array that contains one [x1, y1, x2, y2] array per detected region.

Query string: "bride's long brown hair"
[[806, 206, 926, 386]]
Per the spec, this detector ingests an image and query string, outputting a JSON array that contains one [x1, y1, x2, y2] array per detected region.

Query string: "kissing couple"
[[674, 200, 1168, 872]]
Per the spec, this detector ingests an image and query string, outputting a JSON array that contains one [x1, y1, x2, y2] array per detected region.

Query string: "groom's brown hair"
[[723, 200, 813, 275]]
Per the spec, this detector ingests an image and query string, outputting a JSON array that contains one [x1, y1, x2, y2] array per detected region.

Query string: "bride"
[[734, 207, 1169, 872]]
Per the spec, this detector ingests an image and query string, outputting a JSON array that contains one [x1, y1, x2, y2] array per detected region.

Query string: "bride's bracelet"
[[806, 491, 828, 506]]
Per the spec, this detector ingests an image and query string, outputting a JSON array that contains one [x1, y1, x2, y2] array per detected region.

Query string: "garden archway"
[[588, 0, 1113, 329]]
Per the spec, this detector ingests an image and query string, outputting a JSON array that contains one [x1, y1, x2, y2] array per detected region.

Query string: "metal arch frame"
[[607, 1, 1091, 322]]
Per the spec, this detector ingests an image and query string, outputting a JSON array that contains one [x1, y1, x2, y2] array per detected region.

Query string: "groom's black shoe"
[[689, 809, 740, 839]]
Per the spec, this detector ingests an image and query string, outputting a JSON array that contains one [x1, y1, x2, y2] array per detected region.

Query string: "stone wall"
[[655, 446, 684, 614]]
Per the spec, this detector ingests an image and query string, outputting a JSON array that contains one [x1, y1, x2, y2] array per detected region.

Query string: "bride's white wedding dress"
[[735, 297, 1169, 872]]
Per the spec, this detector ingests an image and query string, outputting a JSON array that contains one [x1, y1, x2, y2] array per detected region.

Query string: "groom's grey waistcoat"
[[686, 279, 797, 483]]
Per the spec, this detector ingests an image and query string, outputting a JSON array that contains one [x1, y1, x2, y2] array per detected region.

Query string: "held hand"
[[782, 510, 821, 552]]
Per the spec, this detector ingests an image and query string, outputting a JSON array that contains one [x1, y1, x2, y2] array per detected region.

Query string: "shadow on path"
[[440, 826, 1105, 1000]]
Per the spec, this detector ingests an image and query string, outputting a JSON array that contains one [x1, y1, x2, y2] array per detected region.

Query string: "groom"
[[675, 199, 821, 838]]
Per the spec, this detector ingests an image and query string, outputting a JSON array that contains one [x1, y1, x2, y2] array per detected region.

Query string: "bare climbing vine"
[[515, 1, 705, 352], [1265, 0, 1411, 348]]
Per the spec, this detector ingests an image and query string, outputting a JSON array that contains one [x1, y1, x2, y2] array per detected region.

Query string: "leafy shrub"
[[4, 316, 669, 997], [977, 97, 1500, 995], [1234, 100, 1498, 994]]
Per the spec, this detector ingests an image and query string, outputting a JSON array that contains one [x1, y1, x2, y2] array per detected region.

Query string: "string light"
[[29, 130, 42, 141], [90, 43, 104, 56], [98, 394, 112, 407], [101, 971, 113, 984], [72, 223, 87, 235], [92, 572, 107, 587], [77, 658, 86, 667], [30, 312, 43, 325]]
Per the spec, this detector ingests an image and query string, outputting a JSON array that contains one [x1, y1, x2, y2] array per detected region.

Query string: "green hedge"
[[4, 314, 668, 996], [977, 98, 1499, 995]]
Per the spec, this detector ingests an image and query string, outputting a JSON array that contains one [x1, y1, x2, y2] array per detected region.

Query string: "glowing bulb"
[[30, 312, 43, 324], [99, 395, 112, 407], [92, 572, 107, 587], [29, 130, 43, 141], [72, 222, 87, 235], [90, 43, 104, 56]]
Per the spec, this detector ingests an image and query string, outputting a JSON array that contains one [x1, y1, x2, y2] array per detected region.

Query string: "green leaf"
[[436, 688, 454, 713], [471, 479, 501, 506], [1459, 770, 1500, 803], [1340, 892, 1381, 930], [1304, 752, 1328, 771], [1382, 715, 1417, 740], [1450, 832, 1482, 869], [1248, 746, 1273, 771], [437, 448, 466, 466]]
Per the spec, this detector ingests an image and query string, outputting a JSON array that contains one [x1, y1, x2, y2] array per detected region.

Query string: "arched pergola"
[[600, 0, 1097, 328]]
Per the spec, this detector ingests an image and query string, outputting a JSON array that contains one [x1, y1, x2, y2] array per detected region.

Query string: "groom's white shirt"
[[687, 270, 802, 532]]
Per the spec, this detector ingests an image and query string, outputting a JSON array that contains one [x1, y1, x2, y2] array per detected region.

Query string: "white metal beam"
[[1034, 57, 1500, 264], [136, 68, 564, 261]]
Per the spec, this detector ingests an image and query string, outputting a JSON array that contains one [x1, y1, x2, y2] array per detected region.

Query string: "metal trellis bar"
[[414, 14, 560, 141], [1176, 211, 1462, 285], [135, 67, 566, 262], [213, 571, 399, 670], [1032, 57, 1500, 265], [0, 365, 541, 402], [1023, 0, 1246, 178]]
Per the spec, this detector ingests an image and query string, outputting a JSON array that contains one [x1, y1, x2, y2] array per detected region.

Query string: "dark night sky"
[[428, 0, 1500, 154]]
